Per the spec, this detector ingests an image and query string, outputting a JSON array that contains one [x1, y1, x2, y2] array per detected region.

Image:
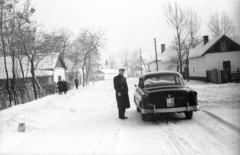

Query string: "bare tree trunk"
[[10, 54, 18, 105], [0, 3, 12, 106], [1, 36, 12, 106], [82, 67, 85, 87], [30, 61, 38, 99], [18, 58, 31, 102]]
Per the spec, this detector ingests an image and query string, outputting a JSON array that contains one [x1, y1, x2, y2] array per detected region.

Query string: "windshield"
[[143, 74, 184, 87]]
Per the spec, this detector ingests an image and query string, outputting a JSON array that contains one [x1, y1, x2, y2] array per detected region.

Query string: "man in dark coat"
[[62, 80, 68, 94], [74, 79, 79, 89], [57, 80, 63, 94], [113, 68, 130, 119]]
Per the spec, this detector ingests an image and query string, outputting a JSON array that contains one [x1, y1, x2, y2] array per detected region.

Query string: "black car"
[[134, 71, 199, 121]]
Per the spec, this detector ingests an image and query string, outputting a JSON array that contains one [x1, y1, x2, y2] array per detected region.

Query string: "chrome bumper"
[[141, 105, 200, 114]]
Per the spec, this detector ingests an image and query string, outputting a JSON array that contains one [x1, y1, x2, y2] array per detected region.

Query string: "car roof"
[[140, 71, 182, 79]]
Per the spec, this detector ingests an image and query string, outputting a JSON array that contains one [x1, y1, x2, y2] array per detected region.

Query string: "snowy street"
[[0, 78, 240, 155]]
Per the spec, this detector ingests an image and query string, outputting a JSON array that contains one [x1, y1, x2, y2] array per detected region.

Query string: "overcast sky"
[[31, 0, 240, 62]]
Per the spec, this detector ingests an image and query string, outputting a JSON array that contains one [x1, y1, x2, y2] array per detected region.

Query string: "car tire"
[[137, 107, 141, 112], [142, 114, 148, 121], [185, 111, 193, 119]]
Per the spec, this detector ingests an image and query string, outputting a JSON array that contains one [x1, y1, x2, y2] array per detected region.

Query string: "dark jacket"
[[57, 81, 63, 92], [113, 74, 130, 109], [74, 79, 79, 85], [62, 81, 68, 92]]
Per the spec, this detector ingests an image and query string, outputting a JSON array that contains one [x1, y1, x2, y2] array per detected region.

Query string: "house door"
[[223, 61, 231, 71], [58, 76, 62, 81]]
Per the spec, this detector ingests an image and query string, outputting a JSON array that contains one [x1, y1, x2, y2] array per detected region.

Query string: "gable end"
[[205, 35, 240, 55]]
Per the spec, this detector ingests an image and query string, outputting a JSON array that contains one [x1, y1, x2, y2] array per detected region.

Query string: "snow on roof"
[[189, 35, 222, 59], [100, 69, 118, 74], [95, 69, 119, 74], [0, 53, 61, 79], [147, 47, 177, 64], [36, 53, 60, 70]]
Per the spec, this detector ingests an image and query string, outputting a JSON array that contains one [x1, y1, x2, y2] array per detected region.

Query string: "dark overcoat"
[[57, 81, 63, 92], [113, 74, 130, 109]]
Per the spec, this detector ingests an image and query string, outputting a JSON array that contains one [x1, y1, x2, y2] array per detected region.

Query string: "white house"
[[94, 69, 119, 80], [188, 35, 240, 81], [0, 53, 67, 88], [147, 46, 178, 72]]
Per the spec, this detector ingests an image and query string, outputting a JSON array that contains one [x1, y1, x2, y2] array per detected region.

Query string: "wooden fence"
[[207, 68, 240, 84]]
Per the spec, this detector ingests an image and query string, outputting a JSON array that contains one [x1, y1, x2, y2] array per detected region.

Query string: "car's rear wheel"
[[185, 111, 193, 119], [142, 114, 148, 121]]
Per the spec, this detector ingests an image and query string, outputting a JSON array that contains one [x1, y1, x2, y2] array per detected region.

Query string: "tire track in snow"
[[151, 116, 200, 155], [164, 112, 240, 155]]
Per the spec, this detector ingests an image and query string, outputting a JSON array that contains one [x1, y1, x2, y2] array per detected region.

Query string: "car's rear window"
[[143, 75, 184, 87]]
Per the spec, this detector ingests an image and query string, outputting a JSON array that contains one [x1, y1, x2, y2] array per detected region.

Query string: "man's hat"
[[119, 68, 125, 71]]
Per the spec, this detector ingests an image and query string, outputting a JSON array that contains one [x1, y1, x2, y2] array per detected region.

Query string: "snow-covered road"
[[0, 78, 240, 155]]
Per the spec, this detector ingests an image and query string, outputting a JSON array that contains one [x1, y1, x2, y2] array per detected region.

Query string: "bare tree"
[[208, 11, 235, 37], [0, 0, 17, 105], [74, 28, 105, 87], [54, 28, 73, 63], [164, 2, 201, 75], [128, 49, 139, 77], [85, 49, 100, 84], [109, 53, 116, 69], [163, 2, 190, 74], [184, 8, 201, 81], [117, 49, 129, 76]]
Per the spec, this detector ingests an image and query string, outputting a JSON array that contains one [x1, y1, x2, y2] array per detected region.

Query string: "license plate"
[[166, 98, 175, 107]]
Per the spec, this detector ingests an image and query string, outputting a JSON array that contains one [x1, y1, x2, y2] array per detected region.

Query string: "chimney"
[[161, 44, 165, 53], [203, 36, 209, 45]]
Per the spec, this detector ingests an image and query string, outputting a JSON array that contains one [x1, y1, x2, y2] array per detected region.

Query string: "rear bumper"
[[141, 105, 200, 114]]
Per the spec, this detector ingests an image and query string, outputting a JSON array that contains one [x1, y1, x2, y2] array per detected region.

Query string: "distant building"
[[132, 65, 147, 77], [94, 69, 119, 80], [147, 45, 177, 72]]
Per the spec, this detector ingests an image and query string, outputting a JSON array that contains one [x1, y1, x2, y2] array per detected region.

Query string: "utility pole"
[[154, 38, 159, 71], [140, 49, 142, 75]]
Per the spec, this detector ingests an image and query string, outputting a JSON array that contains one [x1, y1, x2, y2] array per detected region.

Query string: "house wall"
[[105, 73, 116, 80], [148, 61, 176, 72], [189, 51, 240, 77], [53, 68, 66, 82], [134, 70, 147, 77], [148, 62, 158, 72]]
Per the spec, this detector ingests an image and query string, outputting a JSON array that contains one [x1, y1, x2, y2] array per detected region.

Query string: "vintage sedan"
[[134, 71, 199, 121]]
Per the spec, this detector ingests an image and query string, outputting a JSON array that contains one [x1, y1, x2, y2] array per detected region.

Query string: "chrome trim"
[[141, 105, 200, 114]]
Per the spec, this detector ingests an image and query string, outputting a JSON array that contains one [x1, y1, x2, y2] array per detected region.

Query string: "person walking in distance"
[[74, 78, 79, 89], [113, 68, 130, 119]]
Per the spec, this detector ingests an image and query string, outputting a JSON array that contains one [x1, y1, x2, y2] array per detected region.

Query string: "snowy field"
[[0, 78, 240, 155]]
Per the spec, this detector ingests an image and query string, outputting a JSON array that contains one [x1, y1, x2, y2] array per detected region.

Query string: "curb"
[[202, 110, 240, 133]]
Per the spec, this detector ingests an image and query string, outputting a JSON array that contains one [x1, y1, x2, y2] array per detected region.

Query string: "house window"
[[58, 76, 62, 81], [193, 67, 195, 72], [223, 61, 231, 71]]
